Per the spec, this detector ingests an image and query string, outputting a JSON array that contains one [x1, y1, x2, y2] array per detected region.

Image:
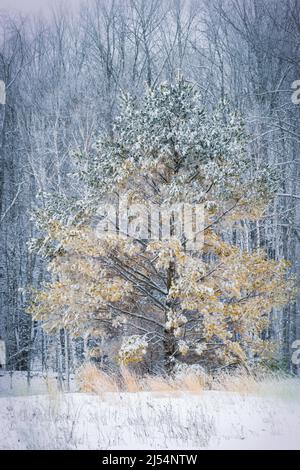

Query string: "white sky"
[[0, 0, 81, 16]]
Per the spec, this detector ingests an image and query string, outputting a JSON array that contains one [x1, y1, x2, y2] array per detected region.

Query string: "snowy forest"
[[1, 0, 300, 384]]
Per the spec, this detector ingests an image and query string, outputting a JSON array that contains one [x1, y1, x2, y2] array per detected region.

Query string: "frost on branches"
[[28, 78, 296, 374]]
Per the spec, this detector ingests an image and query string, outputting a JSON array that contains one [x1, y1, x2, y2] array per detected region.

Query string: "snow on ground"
[[0, 371, 77, 397], [0, 372, 300, 450]]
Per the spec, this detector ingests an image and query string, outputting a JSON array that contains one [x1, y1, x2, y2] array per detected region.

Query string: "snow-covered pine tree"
[[28, 78, 295, 374]]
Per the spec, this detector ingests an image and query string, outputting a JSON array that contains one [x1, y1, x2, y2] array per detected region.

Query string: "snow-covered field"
[[0, 372, 300, 450], [0, 371, 77, 397]]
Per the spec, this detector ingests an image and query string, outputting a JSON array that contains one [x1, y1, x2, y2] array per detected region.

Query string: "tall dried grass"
[[77, 363, 208, 395], [77, 363, 119, 394], [77, 362, 298, 399], [120, 366, 143, 392], [143, 375, 176, 393], [212, 369, 259, 395], [176, 371, 207, 392], [211, 368, 300, 399]]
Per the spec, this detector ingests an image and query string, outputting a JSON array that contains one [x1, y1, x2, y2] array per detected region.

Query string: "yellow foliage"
[[28, 196, 296, 369]]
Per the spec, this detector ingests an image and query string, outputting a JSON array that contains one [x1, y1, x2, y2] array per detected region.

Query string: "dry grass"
[[211, 368, 300, 399], [76, 362, 298, 399], [120, 366, 143, 392], [77, 363, 209, 395], [176, 372, 207, 393], [212, 369, 260, 395], [45, 376, 60, 396], [77, 363, 119, 394], [143, 375, 176, 393]]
